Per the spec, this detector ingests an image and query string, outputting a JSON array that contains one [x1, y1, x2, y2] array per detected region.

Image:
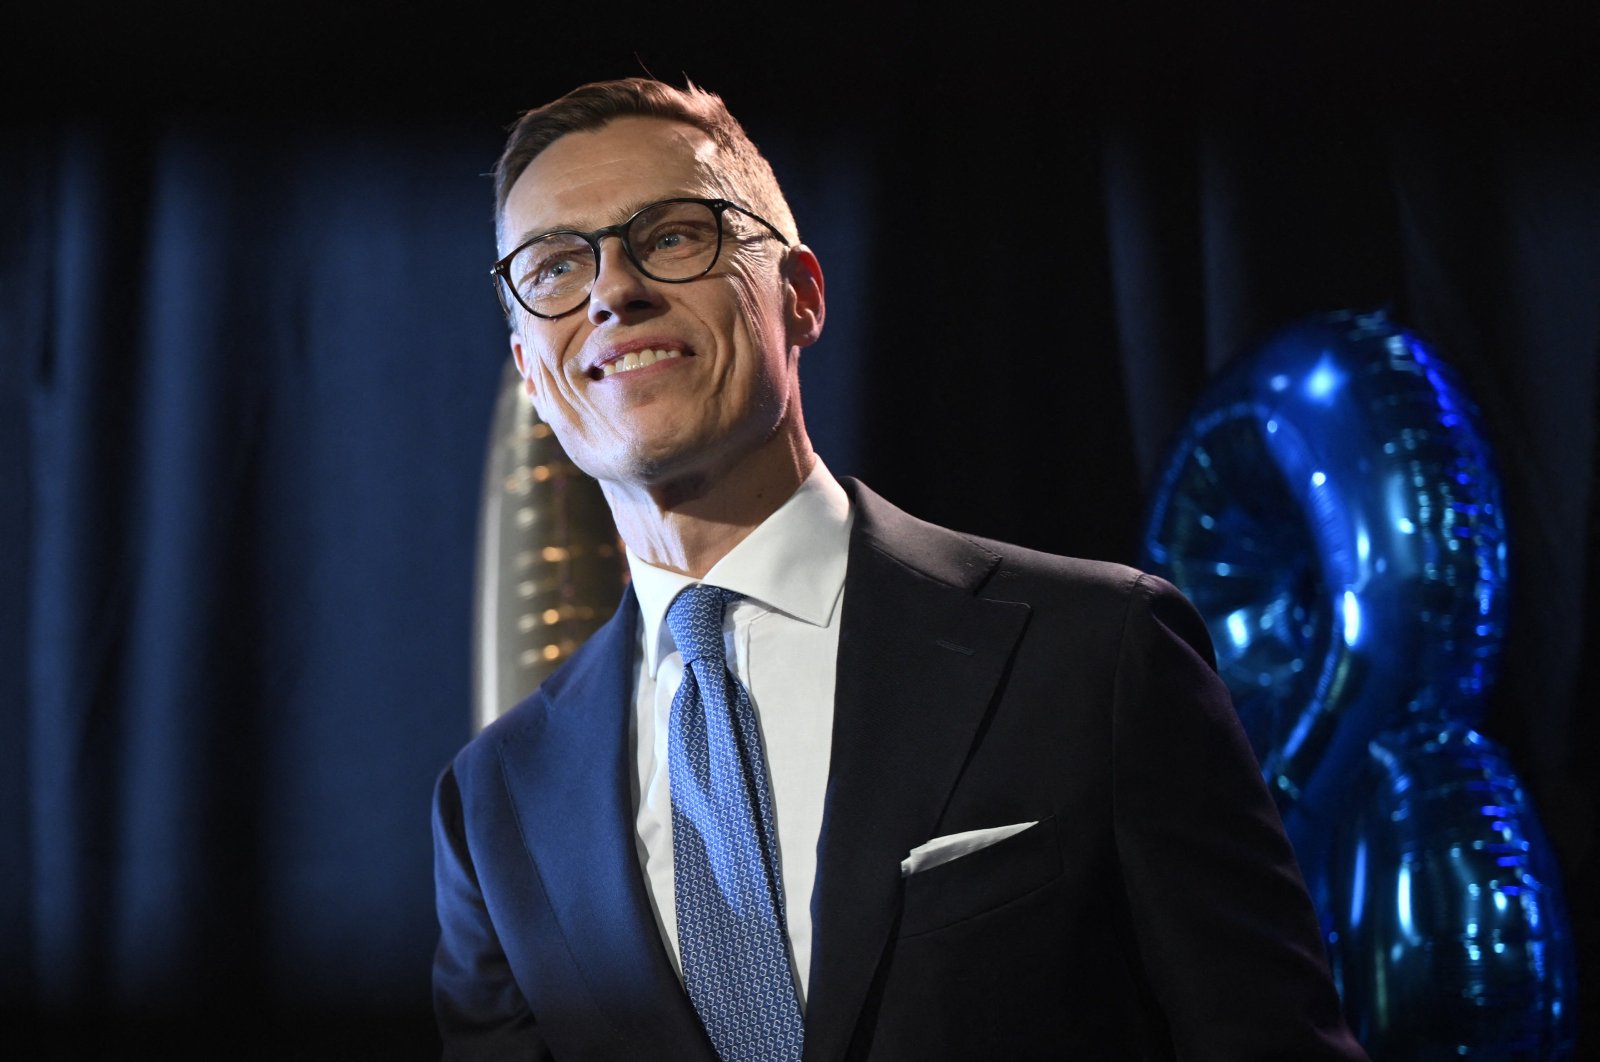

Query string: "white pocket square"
[[900, 821, 1040, 877]]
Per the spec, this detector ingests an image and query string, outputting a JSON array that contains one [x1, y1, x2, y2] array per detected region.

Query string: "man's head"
[[493, 78, 798, 255], [493, 79, 824, 503]]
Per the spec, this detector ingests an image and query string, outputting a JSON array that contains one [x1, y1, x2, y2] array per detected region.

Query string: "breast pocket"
[[897, 815, 1061, 938]]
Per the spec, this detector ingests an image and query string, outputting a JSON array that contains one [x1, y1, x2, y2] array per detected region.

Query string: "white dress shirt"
[[626, 461, 852, 1006]]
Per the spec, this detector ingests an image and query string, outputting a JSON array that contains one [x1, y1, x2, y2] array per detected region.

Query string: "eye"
[[531, 254, 576, 283], [513, 235, 592, 293], [640, 220, 717, 255], [628, 201, 723, 272]]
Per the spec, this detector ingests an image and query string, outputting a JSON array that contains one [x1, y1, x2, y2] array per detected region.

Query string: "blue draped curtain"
[[3, 120, 509, 1052]]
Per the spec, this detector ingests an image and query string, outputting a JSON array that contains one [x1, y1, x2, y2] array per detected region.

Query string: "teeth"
[[600, 348, 683, 377]]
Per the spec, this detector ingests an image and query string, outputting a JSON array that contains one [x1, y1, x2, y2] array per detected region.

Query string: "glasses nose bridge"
[[587, 221, 639, 273], [582, 221, 656, 319]]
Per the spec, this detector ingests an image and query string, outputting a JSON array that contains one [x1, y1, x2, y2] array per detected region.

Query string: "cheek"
[[520, 331, 584, 405], [726, 275, 787, 370]]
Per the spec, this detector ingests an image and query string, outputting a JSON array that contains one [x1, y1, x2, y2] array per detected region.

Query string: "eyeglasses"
[[491, 197, 790, 320]]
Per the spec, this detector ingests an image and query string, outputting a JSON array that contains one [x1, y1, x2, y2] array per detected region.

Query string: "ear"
[[508, 331, 544, 412], [782, 245, 826, 349]]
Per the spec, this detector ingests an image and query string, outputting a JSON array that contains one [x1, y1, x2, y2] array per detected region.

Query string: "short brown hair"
[[492, 77, 798, 251]]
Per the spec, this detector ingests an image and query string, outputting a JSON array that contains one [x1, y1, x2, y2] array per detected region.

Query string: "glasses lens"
[[626, 201, 721, 281], [509, 233, 596, 317]]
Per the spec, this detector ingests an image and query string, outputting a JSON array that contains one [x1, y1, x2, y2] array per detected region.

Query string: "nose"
[[587, 235, 661, 324]]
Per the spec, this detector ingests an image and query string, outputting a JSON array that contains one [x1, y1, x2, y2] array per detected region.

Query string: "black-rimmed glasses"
[[491, 197, 790, 320]]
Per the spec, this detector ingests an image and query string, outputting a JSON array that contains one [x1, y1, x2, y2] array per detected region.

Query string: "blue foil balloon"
[[1323, 722, 1577, 1058], [1140, 310, 1509, 858]]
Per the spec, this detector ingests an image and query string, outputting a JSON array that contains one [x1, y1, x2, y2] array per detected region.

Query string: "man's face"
[[501, 116, 821, 495]]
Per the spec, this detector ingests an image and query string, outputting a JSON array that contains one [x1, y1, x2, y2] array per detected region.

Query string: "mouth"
[[589, 346, 688, 381]]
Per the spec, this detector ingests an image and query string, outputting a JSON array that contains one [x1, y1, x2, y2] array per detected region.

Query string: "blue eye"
[[536, 257, 576, 282]]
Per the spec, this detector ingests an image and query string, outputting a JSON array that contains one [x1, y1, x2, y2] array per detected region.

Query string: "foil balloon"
[[1139, 309, 1509, 864], [1323, 722, 1577, 1058], [474, 358, 627, 729]]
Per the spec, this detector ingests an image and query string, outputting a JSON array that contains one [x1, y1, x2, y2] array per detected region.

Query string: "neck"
[[601, 426, 817, 579]]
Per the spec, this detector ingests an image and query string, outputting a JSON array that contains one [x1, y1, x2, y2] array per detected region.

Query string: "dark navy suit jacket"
[[432, 480, 1366, 1060]]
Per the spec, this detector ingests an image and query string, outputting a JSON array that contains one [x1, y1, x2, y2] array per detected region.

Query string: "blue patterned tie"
[[666, 584, 804, 1062]]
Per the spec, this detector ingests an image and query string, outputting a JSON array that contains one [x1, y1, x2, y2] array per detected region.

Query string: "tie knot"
[[666, 584, 741, 665]]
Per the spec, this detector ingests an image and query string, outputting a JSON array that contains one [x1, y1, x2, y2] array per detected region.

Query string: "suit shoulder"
[[963, 533, 1177, 603], [960, 533, 1209, 650], [843, 477, 1193, 617], [441, 687, 549, 797], [445, 585, 639, 780]]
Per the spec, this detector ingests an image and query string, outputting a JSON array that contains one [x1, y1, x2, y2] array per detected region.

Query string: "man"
[[432, 77, 1367, 1060]]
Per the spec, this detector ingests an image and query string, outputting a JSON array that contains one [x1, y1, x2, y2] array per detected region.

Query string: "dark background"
[[4, 2, 1597, 1057]]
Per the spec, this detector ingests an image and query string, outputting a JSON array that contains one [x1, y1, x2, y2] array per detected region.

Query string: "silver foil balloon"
[[1323, 722, 1577, 1058], [1139, 310, 1509, 840], [474, 358, 627, 729]]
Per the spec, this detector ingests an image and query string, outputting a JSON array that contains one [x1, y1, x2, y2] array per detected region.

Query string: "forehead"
[[502, 116, 722, 238]]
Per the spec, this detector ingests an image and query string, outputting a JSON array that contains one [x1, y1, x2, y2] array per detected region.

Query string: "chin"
[[577, 441, 706, 496], [627, 454, 715, 500]]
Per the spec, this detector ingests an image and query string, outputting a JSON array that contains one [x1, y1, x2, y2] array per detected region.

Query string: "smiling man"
[[432, 78, 1368, 1061], [497, 113, 821, 574]]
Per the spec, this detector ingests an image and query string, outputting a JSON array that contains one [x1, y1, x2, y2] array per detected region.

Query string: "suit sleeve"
[[1111, 574, 1368, 1061], [432, 763, 553, 1062]]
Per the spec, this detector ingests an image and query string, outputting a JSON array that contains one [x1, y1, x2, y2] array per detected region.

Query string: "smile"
[[597, 348, 684, 378]]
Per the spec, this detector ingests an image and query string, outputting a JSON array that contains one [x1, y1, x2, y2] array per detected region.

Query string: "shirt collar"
[[627, 460, 854, 676]]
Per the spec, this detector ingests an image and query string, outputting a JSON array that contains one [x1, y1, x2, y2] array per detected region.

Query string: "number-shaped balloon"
[[1141, 309, 1508, 873]]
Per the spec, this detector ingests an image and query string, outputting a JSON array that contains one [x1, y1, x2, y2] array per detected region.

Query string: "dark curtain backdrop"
[[4, 5, 1597, 1058]]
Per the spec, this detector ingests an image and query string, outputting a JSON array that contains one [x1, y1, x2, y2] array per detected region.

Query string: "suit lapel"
[[495, 589, 715, 1060], [803, 482, 1032, 1061]]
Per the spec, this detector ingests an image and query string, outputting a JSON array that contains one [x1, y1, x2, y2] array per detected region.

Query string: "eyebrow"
[[509, 194, 710, 249]]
